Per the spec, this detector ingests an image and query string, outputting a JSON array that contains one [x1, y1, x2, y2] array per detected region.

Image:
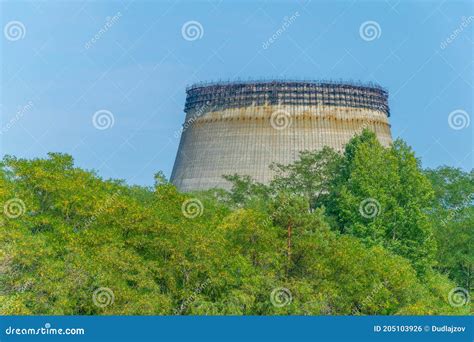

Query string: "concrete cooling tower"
[[171, 80, 392, 192]]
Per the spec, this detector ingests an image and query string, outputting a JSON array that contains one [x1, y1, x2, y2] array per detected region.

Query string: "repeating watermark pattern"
[[441, 192, 473, 227], [352, 281, 388, 314], [262, 194, 295, 228], [181, 21, 204, 41], [359, 121, 370, 132], [174, 104, 215, 139], [173, 279, 210, 315], [4, 21, 26, 41], [14, 279, 34, 293], [440, 16, 474, 50], [448, 287, 470, 307], [3, 198, 26, 219], [359, 21, 381, 42], [181, 198, 204, 218], [448, 109, 470, 130], [92, 287, 115, 308], [448, 287, 471, 307], [92, 109, 115, 130], [270, 109, 292, 130], [262, 11, 300, 49], [359, 198, 381, 219], [1, 101, 34, 135], [270, 287, 292, 307], [0, 296, 15, 315], [84, 12, 122, 50], [174, 115, 197, 139], [79, 191, 121, 231]]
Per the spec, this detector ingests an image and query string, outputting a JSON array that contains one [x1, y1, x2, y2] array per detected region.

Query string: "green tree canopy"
[[0, 136, 470, 315]]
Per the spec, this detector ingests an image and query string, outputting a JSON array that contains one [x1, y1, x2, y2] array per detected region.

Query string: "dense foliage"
[[0, 131, 471, 315]]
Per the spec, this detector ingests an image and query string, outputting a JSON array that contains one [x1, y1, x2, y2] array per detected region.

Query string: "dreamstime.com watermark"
[[359, 198, 381, 219], [262, 11, 300, 49], [352, 281, 388, 314], [448, 287, 471, 308], [174, 279, 211, 314], [270, 109, 292, 130], [92, 109, 115, 130], [270, 287, 292, 308], [3, 198, 26, 219], [359, 20, 382, 41], [181, 198, 204, 218], [4, 323, 85, 336], [0, 101, 34, 135], [181, 20, 204, 41], [448, 109, 470, 130], [262, 194, 295, 228], [174, 104, 215, 139], [92, 287, 115, 308], [440, 16, 474, 50], [84, 12, 122, 49], [78, 190, 121, 231], [4, 20, 26, 41], [441, 192, 473, 228]]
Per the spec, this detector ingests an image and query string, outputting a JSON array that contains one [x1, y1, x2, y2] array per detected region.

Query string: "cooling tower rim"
[[186, 79, 388, 94]]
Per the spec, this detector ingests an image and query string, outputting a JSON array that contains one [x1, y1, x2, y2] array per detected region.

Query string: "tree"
[[425, 166, 474, 289], [0, 151, 467, 315], [269, 147, 342, 209], [222, 174, 269, 208], [326, 131, 436, 273]]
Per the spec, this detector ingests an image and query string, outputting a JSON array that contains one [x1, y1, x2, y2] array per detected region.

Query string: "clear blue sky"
[[1, 0, 473, 186]]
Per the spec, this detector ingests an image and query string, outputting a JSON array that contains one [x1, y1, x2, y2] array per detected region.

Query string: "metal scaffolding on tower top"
[[184, 80, 390, 117]]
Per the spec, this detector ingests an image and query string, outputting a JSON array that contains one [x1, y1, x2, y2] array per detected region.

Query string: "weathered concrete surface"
[[171, 104, 392, 192]]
